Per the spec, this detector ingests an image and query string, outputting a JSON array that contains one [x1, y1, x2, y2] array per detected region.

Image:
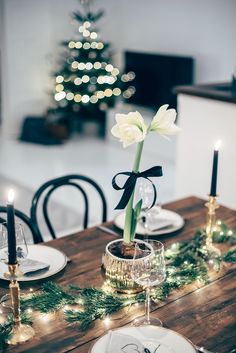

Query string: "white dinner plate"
[[0, 244, 67, 282], [89, 325, 197, 353], [114, 208, 185, 236]]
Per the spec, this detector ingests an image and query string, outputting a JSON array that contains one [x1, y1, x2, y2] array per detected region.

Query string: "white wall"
[[1, 0, 236, 135]]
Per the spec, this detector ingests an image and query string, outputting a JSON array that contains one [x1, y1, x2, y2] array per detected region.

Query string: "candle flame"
[[7, 189, 14, 203], [214, 140, 221, 151]]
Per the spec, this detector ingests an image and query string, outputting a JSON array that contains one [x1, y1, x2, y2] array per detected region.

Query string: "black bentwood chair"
[[30, 174, 107, 242], [0, 206, 42, 244]]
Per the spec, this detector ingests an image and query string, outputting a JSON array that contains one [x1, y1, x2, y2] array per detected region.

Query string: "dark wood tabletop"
[[1, 196, 236, 353]]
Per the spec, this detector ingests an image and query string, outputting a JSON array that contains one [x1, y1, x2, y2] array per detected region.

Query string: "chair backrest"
[[30, 174, 107, 242], [0, 206, 42, 244]]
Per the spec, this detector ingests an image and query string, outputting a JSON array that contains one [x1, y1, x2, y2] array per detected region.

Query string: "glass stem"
[[145, 286, 150, 324]]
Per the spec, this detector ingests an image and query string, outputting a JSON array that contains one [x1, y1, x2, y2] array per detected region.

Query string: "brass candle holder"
[[205, 195, 221, 256], [5, 263, 35, 345]]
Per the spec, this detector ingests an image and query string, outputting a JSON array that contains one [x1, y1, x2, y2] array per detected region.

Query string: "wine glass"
[[0, 222, 28, 307], [136, 180, 162, 237], [0, 222, 28, 264], [131, 240, 166, 326]]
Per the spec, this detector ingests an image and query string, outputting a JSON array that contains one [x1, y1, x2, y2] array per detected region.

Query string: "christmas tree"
[[51, 0, 135, 136]]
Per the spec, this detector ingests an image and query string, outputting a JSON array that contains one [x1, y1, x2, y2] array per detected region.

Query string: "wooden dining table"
[[0, 196, 236, 353]]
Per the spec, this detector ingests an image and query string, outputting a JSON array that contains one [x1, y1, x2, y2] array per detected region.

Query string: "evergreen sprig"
[[21, 282, 78, 313], [1, 222, 236, 348]]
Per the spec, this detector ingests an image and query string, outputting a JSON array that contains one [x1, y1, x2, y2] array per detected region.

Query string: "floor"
[[0, 131, 176, 238]]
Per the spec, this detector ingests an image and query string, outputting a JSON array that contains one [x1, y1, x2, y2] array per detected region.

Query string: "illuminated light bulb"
[[123, 89, 132, 98], [105, 64, 113, 72], [104, 77, 109, 83], [90, 32, 97, 39], [29, 288, 33, 292], [74, 77, 82, 85], [90, 95, 98, 103], [27, 308, 33, 314], [83, 29, 90, 37], [91, 41, 98, 49], [83, 42, 90, 50], [113, 88, 121, 96], [127, 71, 136, 80], [97, 42, 104, 50], [68, 41, 75, 49], [84, 21, 91, 28], [66, 92, 74, 100], [75, 41, 82, 49], [129, 86, 136, 94], [104, 88, 113, 97], [103, 317, 111, 325], [111, 68, 119, 76], [228, 230, 233, 236], [56, 75, 64, 83], [55, 92, 66, 101], [96, 91, 104, 99], [85, 62, 93, 70], [97, 76, 104, 84], [74, 94, 82, 102], [55, 84, 64, 92], [79, 26, 85, 33], [90, 77, 97, 84], [78, 63, 86, 70], [71, 61, 79, 69], [121, 74, 128, 82], [82, 75, 90, 83], [82, 95, 90, 103], [94, 62, 102, 70], [107, 77, 115, 84]]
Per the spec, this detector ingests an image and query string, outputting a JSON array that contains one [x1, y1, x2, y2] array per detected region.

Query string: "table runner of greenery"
[[1, 223, 236, 349]]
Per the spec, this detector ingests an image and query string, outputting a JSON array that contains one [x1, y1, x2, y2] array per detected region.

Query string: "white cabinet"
[[176, 93, 236, 209]]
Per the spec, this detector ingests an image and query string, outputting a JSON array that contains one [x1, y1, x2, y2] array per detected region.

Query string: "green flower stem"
[[123, 141, 144, 243]]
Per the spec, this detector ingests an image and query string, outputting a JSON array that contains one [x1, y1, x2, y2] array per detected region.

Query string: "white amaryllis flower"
[[111, 111, 148, 147], [150, 104, 181, 137]]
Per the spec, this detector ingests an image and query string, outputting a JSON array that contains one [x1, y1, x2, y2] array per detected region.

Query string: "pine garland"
[[0, 222, 236, 348]]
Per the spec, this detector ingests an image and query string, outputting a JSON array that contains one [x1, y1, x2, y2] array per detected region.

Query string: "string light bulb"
[[74, 78, 82, 85], [74, 94, 82, 102], [56, 75, 64, 83], [94, 62, 102, 69], [90, 32, 97, 39], [66, 92, 74, 100], [82, 95, 90, 103], [75, 41, 82, 49], [68, 41, 75, 49], [83, 29, 90, 37], [83, 21, 91, 28], [55, 84, 64, 92]]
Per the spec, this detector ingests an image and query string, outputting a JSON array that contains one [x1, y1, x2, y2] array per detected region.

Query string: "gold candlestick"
[[205, 195, 221, 256], [6, 263, 35, 345]]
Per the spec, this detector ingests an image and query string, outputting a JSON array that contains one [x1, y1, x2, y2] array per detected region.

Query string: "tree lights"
[[52, 1, 135, 128]]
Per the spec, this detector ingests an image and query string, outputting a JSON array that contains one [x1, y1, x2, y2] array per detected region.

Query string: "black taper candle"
[[7, 190, 17, 265], [210, 141, 220, 196]]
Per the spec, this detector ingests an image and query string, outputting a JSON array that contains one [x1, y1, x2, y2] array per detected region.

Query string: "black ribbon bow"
[[112, 166, 163, 210]]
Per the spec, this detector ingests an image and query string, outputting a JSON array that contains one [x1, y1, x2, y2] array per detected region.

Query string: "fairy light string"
[[0, 222, 236, 348]]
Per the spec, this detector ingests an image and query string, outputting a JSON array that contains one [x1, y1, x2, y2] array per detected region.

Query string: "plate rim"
[[0, 244, 67, 282], [88, 325, 197, 353], [114, 209, 185, 236]]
